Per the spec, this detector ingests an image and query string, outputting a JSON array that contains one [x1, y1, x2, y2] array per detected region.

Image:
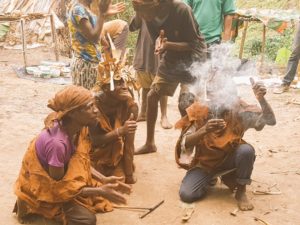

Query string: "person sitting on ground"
[[175, 77, 276, 211], [129, 12, 172, 129], [132, 0, 207, 155], [13, 86, 131, 225], [88, 69, 138, 184], [68, 0, 126, 89]]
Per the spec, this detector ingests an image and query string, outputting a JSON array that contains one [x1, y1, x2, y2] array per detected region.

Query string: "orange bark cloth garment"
[[89, 99, 137, 177], [175, 100, 261, 172], [14, 127, 112, 224]]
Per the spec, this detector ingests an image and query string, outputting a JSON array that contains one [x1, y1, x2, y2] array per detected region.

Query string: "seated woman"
[[89, 73, 138, 184], [14, 86, 131, 225]]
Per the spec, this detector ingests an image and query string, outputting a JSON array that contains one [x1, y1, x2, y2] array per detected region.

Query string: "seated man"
[[88, 72, 138, 184], [13, 86, 131, 225], [175, 78, 276, 210]]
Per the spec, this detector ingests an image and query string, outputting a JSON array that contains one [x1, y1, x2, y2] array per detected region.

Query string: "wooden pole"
[[20, 18, 28, 68], [239, 20, 249, 59], [50, 13, 59, 61], [260, 24, 267, 72]]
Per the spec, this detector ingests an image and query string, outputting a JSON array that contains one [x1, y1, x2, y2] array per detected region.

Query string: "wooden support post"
[[260, 24, 267, 72], [239, 20, 249, 59], [50, 13, 59, 61], [20, 18, 28, 68]]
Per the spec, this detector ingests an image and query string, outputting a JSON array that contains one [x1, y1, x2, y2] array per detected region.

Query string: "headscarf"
[[47, 85, 93, 121]]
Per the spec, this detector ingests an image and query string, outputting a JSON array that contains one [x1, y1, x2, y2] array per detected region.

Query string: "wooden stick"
[[20, 18, 28, 68], [254, 217, 271, 225], [239, 20, 248, 59], [140, 200, 164, 219], [260, 24, 266, 72], [50, 13, 59, 61], [114, 206, 151, 210]]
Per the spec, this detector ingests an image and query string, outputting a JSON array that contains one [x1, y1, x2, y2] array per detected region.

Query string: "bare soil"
[[0, 48, 300, 225]]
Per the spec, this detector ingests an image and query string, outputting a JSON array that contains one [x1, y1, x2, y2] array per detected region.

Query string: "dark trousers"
[[63, 201, 96, 225], [179, 144, 255, 203], [283, 22, 300, 85]]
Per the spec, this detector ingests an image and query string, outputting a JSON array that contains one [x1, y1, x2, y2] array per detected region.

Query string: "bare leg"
[[135, 89, 159, 154], [159, 96, 172, 129], [137, 88, 149, 122], [235, 184, 254, 211]]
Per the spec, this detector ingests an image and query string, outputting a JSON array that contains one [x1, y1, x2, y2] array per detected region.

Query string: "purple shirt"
[[35, 122, 75, 169]]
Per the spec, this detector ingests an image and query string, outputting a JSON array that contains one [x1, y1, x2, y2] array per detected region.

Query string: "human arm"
[[80, 183, 128, 204], [48, 166, 65, 181], [129, 12, 142, 32], [184, 119, 227, 148], [154, 29, 192, 55], [89, 114, 137, 146], [250, 78, 276, 130], [77, 0, 125, 43], [222, 0, 236, 42], [222, 14, 234, 42]]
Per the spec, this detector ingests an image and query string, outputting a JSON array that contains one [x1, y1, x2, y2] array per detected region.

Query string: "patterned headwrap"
[[47, 85, 93, 120]]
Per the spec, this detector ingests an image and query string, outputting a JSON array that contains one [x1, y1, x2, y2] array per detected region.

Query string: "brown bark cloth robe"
[[14, 127, 112, 224], [175, 100, 261, 172], [89, 99, 137, 178]]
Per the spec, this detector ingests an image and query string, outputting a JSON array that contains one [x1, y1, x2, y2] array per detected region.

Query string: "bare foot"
[[137, 113, 146, 122], [125, 175, 137, 184], [135, 143, 157, 155], [160, 116, 172, 129], [235, 187, 254, 211]]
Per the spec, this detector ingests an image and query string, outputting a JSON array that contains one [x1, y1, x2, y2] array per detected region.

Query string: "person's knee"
[[84, 213, 97, 225], [179, 186, 206, 203], [238, 144, 255, 160]]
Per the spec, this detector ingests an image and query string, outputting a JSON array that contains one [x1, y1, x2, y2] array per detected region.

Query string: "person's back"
[[184, 0, 235, 44], [35, 122, 75, 171], [68, 2, 102, 63]]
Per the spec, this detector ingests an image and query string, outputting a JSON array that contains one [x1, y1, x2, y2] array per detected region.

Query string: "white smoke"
[[188, 43, 258, 111]]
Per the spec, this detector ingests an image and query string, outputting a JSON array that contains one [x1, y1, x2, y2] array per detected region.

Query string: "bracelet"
[[116, 128, 120, 137]]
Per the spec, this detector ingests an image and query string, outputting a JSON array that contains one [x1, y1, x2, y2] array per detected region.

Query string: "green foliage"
[[243, 27, 294, 61], [235, 0, 299, 62]]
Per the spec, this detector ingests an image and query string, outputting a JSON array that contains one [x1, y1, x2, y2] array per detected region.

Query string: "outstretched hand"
[[99, 0, 125, 16], [250, 77, 266, 101], [100, 183, 128, 204]]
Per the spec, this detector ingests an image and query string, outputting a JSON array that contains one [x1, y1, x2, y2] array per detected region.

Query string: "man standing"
[[129, 13, 172, 129], [184, 0, 236, 46], [132, 0, 207, 154], [273, 22, 300, 94]]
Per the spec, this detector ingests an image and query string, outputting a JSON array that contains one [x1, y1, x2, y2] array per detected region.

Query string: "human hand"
[[119, 113, 137, 135], [106, 2, 126, 16], [155, 30, 167, 55], [102, 175, 124, 184], [205, 119, 227, 133], [99, 183, 127, 204], [250, 77, 266, 101]]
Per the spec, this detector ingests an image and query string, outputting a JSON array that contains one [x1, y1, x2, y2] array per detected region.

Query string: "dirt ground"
[[0, 47, 300, 225]]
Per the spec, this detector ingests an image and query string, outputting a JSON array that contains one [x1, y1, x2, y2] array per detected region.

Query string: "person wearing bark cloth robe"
[[88, 69, 138, 184], [13, 86, 131, 225], [132, 0, 207, 155], [175, 78, 276, 211]]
